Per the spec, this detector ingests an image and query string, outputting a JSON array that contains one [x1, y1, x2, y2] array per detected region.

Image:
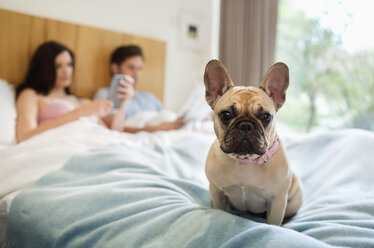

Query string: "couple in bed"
[[16, 41, 184, 143]]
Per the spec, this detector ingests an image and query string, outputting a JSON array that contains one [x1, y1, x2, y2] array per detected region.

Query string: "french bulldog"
[[204, 59, 302, 226]]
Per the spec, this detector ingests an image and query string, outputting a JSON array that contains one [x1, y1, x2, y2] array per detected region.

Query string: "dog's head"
[[204, 60, 289, 159]]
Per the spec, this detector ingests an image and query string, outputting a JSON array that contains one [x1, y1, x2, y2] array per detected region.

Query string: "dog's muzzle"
[[220, 119, 267, 156]]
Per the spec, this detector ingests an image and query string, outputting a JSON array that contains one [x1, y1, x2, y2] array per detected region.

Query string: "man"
[[95, 45, 184, 133]]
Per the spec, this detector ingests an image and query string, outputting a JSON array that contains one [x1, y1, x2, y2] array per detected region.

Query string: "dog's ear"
[[259, 62, 289, 110], [204, 60, 234, 108]]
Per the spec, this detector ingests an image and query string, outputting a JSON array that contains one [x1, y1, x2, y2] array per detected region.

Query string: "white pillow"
[[0, 79, 17, 146], [177, 84, 213, 122]]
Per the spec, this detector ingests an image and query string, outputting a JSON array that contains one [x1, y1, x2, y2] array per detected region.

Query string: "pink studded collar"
[[233, 137, 280, 165]]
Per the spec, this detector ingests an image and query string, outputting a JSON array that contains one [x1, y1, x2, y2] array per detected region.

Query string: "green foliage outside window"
[[276, 0, 374, 132]]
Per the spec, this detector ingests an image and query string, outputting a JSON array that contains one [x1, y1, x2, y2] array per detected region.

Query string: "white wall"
[[0, 0, 220, 111]]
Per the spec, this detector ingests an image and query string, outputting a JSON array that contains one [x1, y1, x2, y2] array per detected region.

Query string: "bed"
[[2, 78, 374, 248], [1, 9, 374, 248], [1, 102, 374, 247]]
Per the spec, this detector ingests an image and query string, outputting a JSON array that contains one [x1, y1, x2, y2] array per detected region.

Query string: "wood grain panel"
[[130, 36, 166, 101], [73, 26, 132, 98], [0, 9, 32, 85], [0, 9, 166, 101]]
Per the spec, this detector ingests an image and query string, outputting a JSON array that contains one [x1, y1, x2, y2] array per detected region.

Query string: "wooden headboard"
[[0, 9, 166, 101]]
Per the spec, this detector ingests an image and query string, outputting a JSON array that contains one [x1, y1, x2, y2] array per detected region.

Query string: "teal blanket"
[[6, 130, 374, 247]]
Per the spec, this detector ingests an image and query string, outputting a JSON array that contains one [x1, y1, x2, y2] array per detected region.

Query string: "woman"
[[16, 41, 132, 143]]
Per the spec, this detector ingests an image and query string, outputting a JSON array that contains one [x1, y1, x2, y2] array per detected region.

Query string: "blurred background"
[[276, 0, 374, 132], [1, 0, 373, 132]]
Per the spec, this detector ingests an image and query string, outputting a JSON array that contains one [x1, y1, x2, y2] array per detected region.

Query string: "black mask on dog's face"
[[217, 92, 273, 156]]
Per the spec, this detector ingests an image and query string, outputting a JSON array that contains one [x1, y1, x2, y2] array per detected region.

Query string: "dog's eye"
[[259, 113, 272, 125], [220, 111, 232, 124]]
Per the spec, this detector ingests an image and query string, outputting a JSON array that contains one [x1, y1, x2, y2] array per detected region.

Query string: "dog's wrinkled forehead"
[[216, 86, 276, 115]]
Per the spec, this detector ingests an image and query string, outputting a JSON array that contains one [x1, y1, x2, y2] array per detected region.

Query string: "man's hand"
[[154, 117, 185, 131], [117, 76, 135, 102], [123, 117, 185, 133]]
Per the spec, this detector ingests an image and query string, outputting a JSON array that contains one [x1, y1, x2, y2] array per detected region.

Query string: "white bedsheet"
[[0, 118, 215, 244], [0, 118, 213, 210]]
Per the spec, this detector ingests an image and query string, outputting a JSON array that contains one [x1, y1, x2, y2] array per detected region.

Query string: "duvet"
[[5, 125, 374, 247]]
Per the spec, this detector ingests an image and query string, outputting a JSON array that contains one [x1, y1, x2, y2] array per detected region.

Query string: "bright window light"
[[276, 0, 374, 132]]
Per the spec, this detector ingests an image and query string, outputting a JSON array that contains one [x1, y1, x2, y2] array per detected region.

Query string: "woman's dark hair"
[[16, 41, 75, 98], [110, 45, 144, 65]]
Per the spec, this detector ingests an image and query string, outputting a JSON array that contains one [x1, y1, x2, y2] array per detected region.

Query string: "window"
[[276, 0, 374, 132]]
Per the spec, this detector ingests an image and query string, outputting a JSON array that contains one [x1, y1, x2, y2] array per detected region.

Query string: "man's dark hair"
[[16, 41, 74, 98], [110, 45, 144, 65]]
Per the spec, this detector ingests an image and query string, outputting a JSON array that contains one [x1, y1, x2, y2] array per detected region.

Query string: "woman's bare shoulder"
[[17, 88, 40, 102], [17, 89, 46, 108], [18, 88, 38, 98]]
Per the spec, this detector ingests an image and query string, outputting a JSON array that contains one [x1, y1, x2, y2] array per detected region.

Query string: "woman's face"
[[54, 50, 73, 89]]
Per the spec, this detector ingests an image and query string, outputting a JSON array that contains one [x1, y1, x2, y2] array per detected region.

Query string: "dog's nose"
[[237, 121, 254, 132]]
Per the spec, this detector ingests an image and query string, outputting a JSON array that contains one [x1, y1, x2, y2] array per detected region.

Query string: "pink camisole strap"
[[38, 99, 74, 125]]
